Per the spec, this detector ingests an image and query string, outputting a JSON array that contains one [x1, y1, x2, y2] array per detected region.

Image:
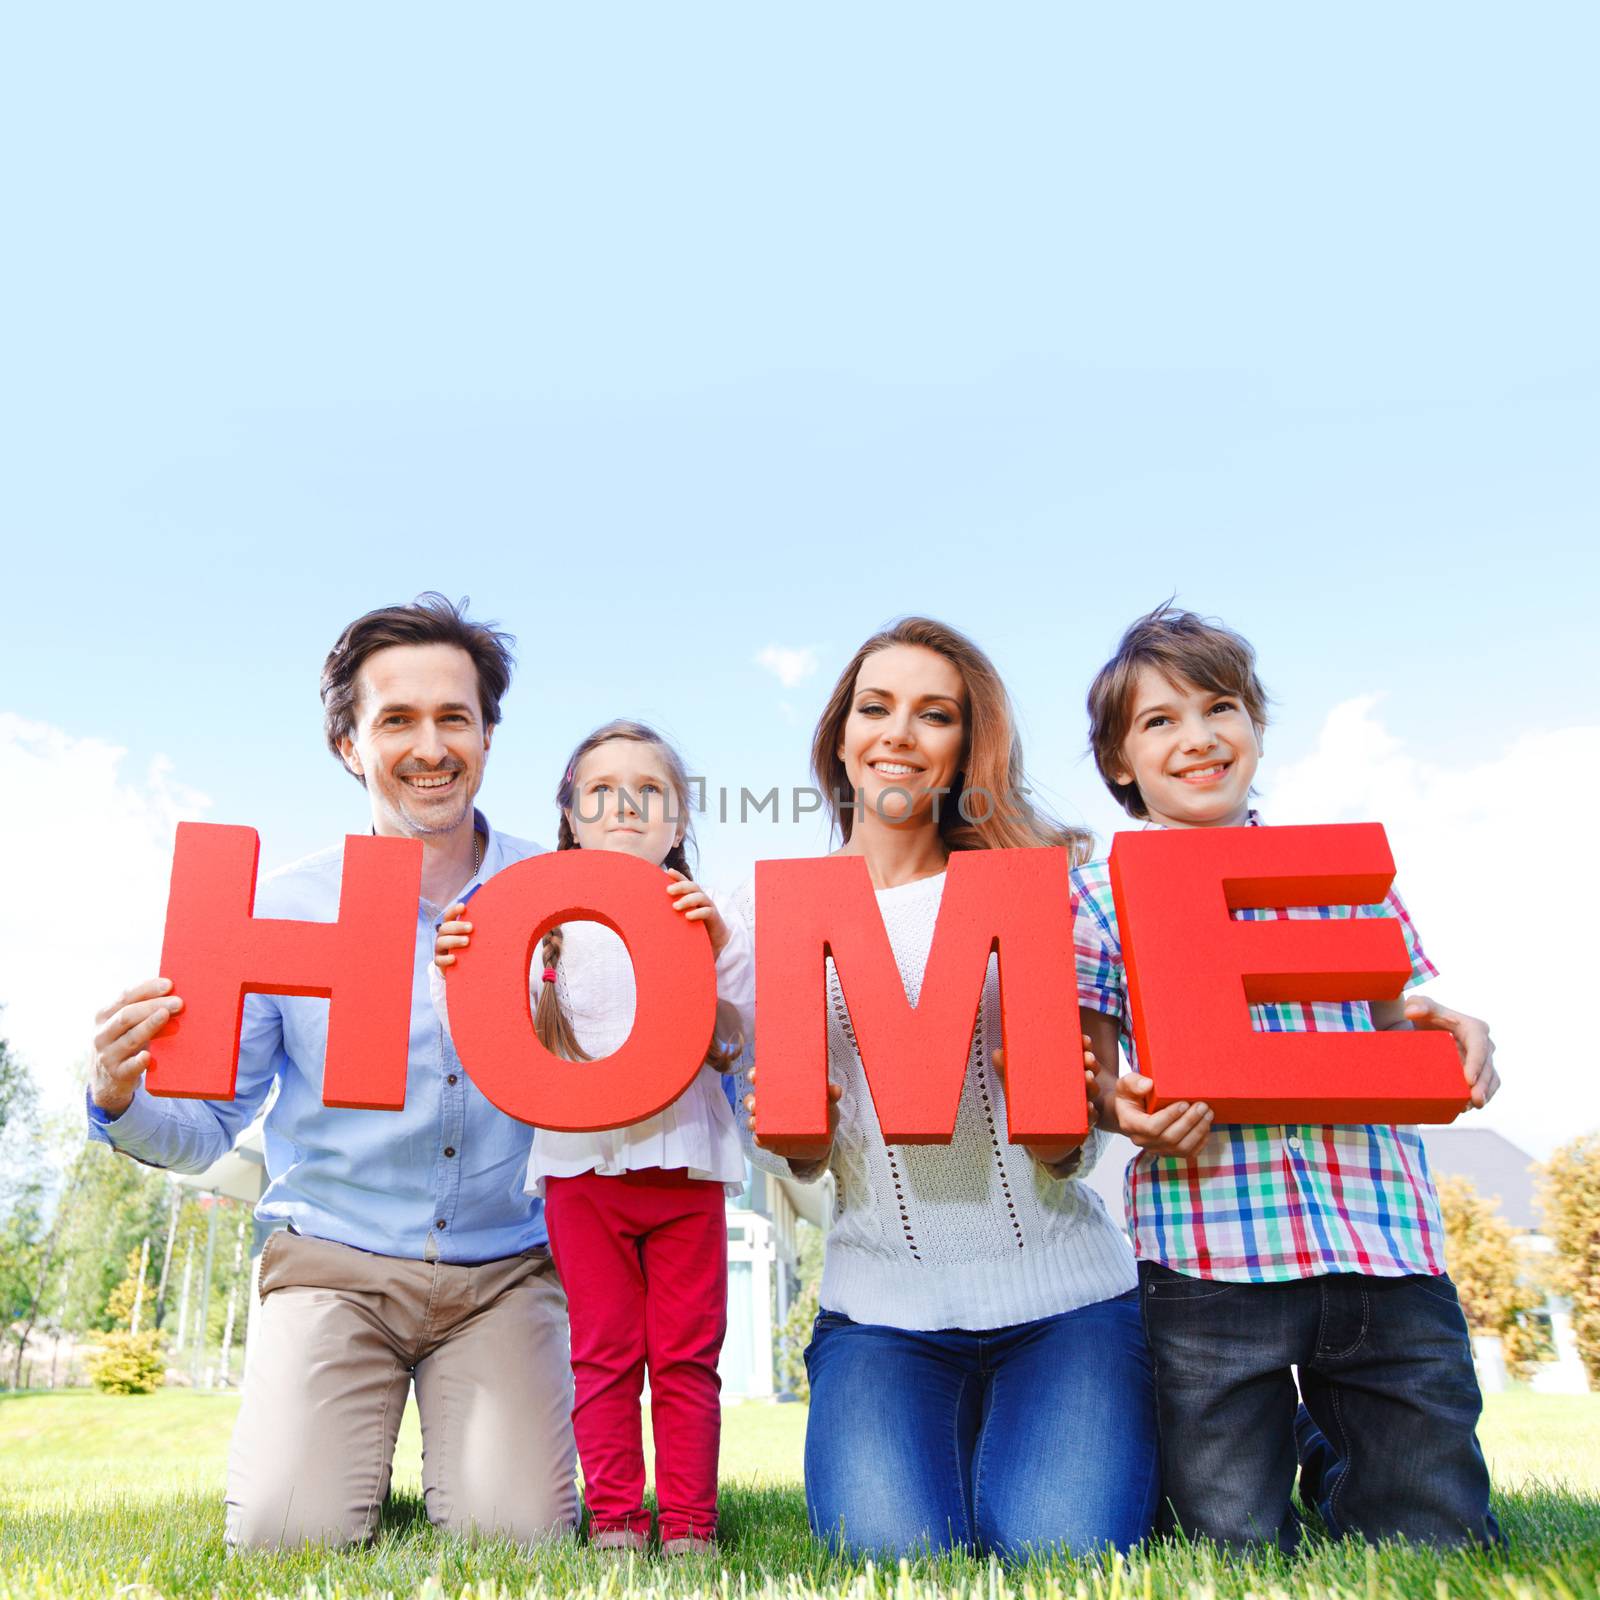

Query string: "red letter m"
[[753, 849, 1086, 1146]]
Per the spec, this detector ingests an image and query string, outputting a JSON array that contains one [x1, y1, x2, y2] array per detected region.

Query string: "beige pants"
[[225, 1230, 578, 1549]]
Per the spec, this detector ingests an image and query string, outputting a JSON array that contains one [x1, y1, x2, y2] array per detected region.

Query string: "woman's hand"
[[991, 1036, 1101, 1168], [744, 1064, 842, 1166], [666, 869, 731, 954], [434, 903, 473, 969]]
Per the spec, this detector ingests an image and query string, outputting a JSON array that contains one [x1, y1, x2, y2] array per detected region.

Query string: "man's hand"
[[666, 870, 731, 955], [743, 1065, 842, 1166], [91, 979, 185, 1118], [1099, 1072, 1215, 1157], [991, 1037, 1100, 1168], [1401, 995, 1500, 1108]]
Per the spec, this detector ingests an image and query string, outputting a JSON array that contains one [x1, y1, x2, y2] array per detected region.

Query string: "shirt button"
[[1288, 1136, 1303, 1151], [444, 1147, 456, 1158], [436, 1219, 447, 1230], [447, 1074, 458, 1086]]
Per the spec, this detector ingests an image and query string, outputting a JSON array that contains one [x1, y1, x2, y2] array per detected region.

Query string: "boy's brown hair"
[[1087, 603, 1270, 819]]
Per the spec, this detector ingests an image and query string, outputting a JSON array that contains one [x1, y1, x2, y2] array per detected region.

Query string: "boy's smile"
[[1113, 665, 1262, 829]]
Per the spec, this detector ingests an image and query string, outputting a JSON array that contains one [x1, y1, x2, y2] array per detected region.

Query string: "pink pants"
[[543, 1167, 727, 1542]]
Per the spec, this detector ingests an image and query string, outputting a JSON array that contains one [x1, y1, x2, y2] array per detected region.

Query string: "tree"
[[776, 1220, 825, 1401], [50, 1146, 171, 1335], [106, 1244, 156, 1331], [0, 1026, 41, 1219], [1437, 1174, 1543, 1381], [0, 1032, 63, 1388], [0, 1028, 35, 1136], [1540, 1134, 1600, 1388]]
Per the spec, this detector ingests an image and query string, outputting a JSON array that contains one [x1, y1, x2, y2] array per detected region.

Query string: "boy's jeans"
[[1139, 1262, 1501, 1553]]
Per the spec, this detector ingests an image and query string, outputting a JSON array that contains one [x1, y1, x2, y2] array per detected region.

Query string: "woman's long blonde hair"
[[534, 719, 744, 1070], [810, 617, 1092, 862]]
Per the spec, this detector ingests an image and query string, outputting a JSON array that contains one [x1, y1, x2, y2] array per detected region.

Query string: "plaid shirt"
[[1071, 813, 1447, 1283]]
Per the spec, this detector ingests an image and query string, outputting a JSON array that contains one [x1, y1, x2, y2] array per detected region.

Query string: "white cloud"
[[1258, 696, 1600, 1159], [754, 644, 820, 689], [0, 714, 211, 1116]]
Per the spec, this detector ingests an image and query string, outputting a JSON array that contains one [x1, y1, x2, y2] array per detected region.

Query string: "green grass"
[[1, 1391, 1597, 1600]]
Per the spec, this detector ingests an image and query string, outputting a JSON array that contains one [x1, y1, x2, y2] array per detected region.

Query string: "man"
[[88, 593, 576, 1548]]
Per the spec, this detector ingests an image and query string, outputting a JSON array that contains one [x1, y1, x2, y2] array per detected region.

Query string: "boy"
[[1072, 604, 1502, 1554]]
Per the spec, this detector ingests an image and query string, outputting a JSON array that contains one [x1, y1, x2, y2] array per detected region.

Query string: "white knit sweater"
[[732, 870, 1136, 1332]]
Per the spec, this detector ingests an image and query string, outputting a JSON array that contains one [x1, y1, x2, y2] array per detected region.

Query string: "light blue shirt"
[[88, 812, 548, 1263]]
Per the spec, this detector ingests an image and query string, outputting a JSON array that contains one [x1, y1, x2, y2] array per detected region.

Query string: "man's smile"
[[400, 770, 461, 793]]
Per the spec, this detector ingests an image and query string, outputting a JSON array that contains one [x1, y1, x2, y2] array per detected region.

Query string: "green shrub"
[[85, 1330, 165, 1394]]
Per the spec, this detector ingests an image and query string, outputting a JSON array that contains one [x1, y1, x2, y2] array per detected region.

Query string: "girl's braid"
[[531, 815, 589, 1062]]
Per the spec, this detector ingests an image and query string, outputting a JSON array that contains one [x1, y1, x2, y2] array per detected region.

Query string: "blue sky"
[[2, 4, 1596, 1154]]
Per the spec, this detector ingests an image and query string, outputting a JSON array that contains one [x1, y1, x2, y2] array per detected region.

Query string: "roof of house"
[[1420, 1126, 1542, 1231]]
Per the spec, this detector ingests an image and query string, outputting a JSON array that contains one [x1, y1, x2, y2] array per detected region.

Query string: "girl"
[[434, 719, 752, 1556], [739, 617, 1159, 1561]]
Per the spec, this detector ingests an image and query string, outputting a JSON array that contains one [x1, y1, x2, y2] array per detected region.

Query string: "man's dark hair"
[[320, 592, 516, 773]]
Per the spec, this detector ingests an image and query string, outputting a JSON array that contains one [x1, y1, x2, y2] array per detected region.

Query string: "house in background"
[[1081, 1127, 1591, 1395], [1421, 1127, 1589, 1395], [722, 1165, 830, 1399]]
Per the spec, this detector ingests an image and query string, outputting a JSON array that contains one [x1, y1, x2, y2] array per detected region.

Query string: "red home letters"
[[753, 850, 1087, 1144], [1109, 824, 1467, 1123], [150, 822, 422, 1109], [146, 821, 1469, 1134], [443, 851, 719, 1130]]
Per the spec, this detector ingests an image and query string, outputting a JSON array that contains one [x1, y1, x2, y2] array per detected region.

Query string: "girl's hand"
[[991, 1035, 1101, 1169], [434, 903, 473, 969], [744, 1064, 842, 1165], [666, 869, 730, 955]]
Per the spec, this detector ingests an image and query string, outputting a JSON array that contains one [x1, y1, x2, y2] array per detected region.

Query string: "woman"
[[738, 617, 1158, 1560]]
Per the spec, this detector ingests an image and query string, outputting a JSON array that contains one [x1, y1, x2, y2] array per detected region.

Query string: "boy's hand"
[[1102, 1073, 1215, 1158], [1402, 995, 1500, 1107], [434, 903, 473, 969], [990, 1039, 1100, 1168], [744, 1064, 842, 1165], [666, 869, 731, 955]]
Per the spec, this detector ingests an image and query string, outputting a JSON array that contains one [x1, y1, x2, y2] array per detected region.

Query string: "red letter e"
[[1109, 822, 1468, 1123]]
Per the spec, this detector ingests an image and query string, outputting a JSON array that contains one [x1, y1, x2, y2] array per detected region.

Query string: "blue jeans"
[[802, 1291, 1159, 1560], [1139, 1263, 1501, 1552]]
